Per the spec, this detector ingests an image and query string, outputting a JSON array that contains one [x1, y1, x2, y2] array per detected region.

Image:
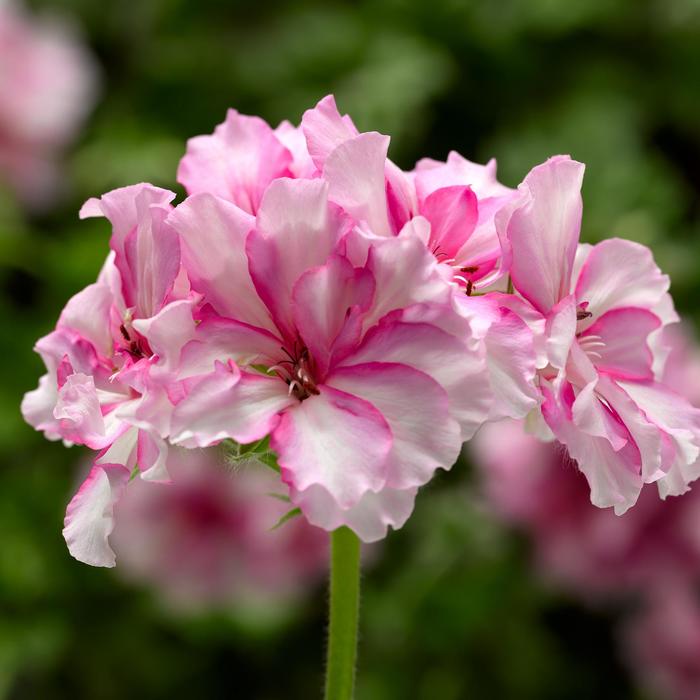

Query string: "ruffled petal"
[[62, 462, 131, 567], [345, 316, 490, 440], [301, 94, 358, 170], [328, 362, 460, 489], [167, 192, 275, 332], [503, 156, 585, 314], [272, 385, 392, 509], [170, 360, 294, 447], [581, 307, 661, 381], [289, 482, 417, 542], [177, 108, 292, 213], [248, 178, 346, 338], [575, 238, 672, 327], [323, 132, 392, 237], [292, 255, 375, 376]]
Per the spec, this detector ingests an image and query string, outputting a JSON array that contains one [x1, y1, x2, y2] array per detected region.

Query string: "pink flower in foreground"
[[301, 95, 516, 291], [498, 155, 700, 513], [111, 448, 328, 612], [167, 176, 491, 541], [177, 96, 538, 424], [22, 184, 197, 566], [0, 1, 97, 206]]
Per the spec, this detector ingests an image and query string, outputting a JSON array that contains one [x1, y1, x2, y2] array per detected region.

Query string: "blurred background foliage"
[[2, 0, 700, 697]]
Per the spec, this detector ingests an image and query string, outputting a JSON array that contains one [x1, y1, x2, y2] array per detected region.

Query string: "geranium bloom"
[[167, 176, 491, 541], [0, 1, 97, 206], [472, 327, 700, 597], [473, 328, 700, 699], [22, 184, 197, 566], [111, 448, 328, 612], [176, 96, 538, 424], [497, 155, 700, 513]]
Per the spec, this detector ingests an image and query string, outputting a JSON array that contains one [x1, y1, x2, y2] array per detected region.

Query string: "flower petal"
[[292, 255, 375, 376], [171, 360, 294, 447], [289, 482, 416, 542], [63, 462, 130, 567], [575, 238, 672, 326], [177, 108, 292, 213], [167, 192, 275, 332], [581, 307, 661, 381], [328, 362, 460, 489], [301, 94, 358, 170], [503, 156, 585, 314], [421, 185, 478, 260], [344, 316, 490, 439], [272, 385, 392, 509], [323, 131, 392, 237], [248, 178, 345, 338]]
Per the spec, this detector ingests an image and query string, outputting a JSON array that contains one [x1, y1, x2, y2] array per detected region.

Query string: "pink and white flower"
[[301, 95, 516, 290], [0, 1, 98, 206], [22, 184, 197, 566], [166, 176, 492, 541], [498, 155, 700, 513]]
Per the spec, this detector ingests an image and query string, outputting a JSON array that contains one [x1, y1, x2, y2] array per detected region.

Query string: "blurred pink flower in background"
[[0, 1, 97, 207], [622, 583, 700, 700], [472, 326, 700, 698], [111, 447, 328, 614]]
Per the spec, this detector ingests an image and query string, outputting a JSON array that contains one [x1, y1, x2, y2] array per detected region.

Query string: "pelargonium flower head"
[[22, 184, 198, 566], [498, 155, 700, 513], [300, 96, 538, 421], [167, 176, 492, 541], [111, 448, 328, 613], [0, 1, 98, 206]]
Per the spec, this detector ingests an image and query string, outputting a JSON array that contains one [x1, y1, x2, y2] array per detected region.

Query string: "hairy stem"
[[324, 527, 361, 700]]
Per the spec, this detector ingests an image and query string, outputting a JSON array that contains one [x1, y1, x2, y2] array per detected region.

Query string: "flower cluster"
[[0, 1, 97, 207], [471, 327, 700, 699], [22, 95, 700, 567]]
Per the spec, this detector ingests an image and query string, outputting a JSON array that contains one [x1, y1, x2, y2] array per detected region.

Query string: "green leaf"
[[270, 507, 301, 531]]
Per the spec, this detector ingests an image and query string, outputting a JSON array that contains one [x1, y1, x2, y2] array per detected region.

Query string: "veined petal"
[[421, 185, 478, 260], [301, 94, 358, 170], [344, 317, 491, 440], [248, 178, 345, 339], [63, 462, 130, 567], [323, 132, 392, 237], [177, 108, 292, 213], [541, 384, 643, 514], [505, 156, 585, 314], [289, 482, 417, 542], [575, 238, 672, 326], [292, 255, 375, 376], [581, 307, 661, 381], [328, 362, 460, 489], [131, 299, 196, 371], [167, 193, 274, 332], [618, 381, 700, 497], [271, 385, 392, 509], [171, 360, 294, 447], [363, 220, 450, 329]]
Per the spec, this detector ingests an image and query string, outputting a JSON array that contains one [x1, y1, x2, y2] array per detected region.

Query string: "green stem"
[[324, 527, 361, 700]]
